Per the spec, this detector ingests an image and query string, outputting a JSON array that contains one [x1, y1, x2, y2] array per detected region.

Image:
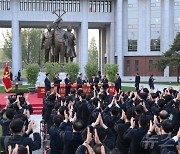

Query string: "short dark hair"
[[135, 105, 144, 114], [80, 93, 86, 100], [111, 106, 120, 116], [53, 115, 63, 127], [6, 108, 15, 120], [157, 99, 166, 108], [126, 109, 136, 121], [139, 114, 149, 128], [161, 119, 174, 133], [72, 119, 84, 132], [95, 125, 107, 141], [46, 73, 49, 76], [18, 145, 28, 154], [10, 118, 24, 134]]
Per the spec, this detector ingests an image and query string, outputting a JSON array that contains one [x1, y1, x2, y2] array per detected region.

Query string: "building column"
[[161, 0, 174, 77], [99, 28, 106, 74], [80, 0, 88, 75], [19, 28, 22, 70], [11, 0, 21, 80], [145, 0, 151, 53], [115, 0, 127, 77], [74, 27, 80, 64]]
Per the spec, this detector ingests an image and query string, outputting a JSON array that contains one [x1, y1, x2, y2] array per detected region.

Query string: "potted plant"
[[26, 63, 40, 93]]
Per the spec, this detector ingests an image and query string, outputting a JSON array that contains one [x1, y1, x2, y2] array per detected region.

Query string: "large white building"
[[0, 0, 179, 81]]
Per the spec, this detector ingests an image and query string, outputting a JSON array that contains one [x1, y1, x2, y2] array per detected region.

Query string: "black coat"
[[141, 133, 176, 154], [114, 121, 131, 154], [49, 125, 64, 154], [45, 77, 51, 92], [123, 127, 148, 154], [54, 77, 62, 85], [101, 78, 109, 89], [77, 77, 83, 89], [115, 77, 121, 92], [89, 77, 99, 91], [65, 77, 71, 96], [59, 122, 83, 154], [5, 133, 41, 154], [0, 109, 11, 136]]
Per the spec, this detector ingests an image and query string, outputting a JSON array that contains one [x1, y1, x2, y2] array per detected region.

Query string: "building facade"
[[0, 0, 179, 81]]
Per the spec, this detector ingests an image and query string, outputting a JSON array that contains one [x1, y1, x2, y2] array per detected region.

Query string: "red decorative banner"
[[2, 64, 12, 92]]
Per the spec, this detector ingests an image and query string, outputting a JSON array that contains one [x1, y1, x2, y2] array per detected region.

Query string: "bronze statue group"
[[41, 15, 76, 65]]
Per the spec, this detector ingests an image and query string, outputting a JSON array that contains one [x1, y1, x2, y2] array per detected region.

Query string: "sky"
[[0, 28, 99, 49]]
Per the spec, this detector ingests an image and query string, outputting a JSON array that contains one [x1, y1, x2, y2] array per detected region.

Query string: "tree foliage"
[[88, 37, 98, 65], [26, 63, 40, 86], [158, 32, 180, 82], [85, 37, 98, 79], [105, 64, 118, 82], [64, 62, 79, 82], [45, 62, 61, 81], [3, 28, 44, 66]]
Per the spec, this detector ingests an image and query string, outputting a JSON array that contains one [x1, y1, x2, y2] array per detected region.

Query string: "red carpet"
[[0, 93, 43, 115]]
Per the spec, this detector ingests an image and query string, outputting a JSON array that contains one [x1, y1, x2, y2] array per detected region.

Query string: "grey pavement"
[[122, 83, 179, 92]]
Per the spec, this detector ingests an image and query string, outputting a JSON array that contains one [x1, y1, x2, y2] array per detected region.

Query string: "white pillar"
[[80, 0, 88, 75], [99, 28, 106, 74], [138, 0, 146, 53], [19, 28, 22, 70], [11, 0, 21, 80], [74, 27, 80, 64], [161, 0, 174, 77], [145, 0, 151, 53], [109, 22, 115, 64], [98, 30, 102, 71], [115, 0, 127, 77]]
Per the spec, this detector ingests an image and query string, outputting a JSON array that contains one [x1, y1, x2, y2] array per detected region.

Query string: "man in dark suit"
[[135, 73, 140, 91], [115, 73, 121, 93], [4, 118, 41, 154], [44, 73, 51, 93], [89, 74, 99, 92], [101, 75, 109, 90], [123, 115, 149, 154], [148, 75, 155, 90], [77, 73, 83, 89], [65, 74, 71, 96], [53, 73, 62, 94]]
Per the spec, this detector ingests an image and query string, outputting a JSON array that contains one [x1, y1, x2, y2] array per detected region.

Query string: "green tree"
[[158, 32, 180, 82], [3, 28, 44, 66], [105, 64, 118, 82], [85, 37, 98, 80], [64, 62, 79, 82], [88, 37, 98, 65]]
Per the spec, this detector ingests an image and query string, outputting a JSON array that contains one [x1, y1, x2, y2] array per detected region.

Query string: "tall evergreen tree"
[[158, 32, 180, 82]]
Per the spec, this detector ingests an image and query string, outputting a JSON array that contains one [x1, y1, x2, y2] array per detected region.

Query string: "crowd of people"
[[0, 72, 180, 154]]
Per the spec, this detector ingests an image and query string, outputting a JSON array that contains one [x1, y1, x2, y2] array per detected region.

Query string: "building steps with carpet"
[[0, 93, 43, 115]]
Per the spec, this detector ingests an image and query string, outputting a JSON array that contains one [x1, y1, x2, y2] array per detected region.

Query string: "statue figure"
[[41, 25, 54, 63], [53, 18, 66, 64], [65, 27, 77, 62]]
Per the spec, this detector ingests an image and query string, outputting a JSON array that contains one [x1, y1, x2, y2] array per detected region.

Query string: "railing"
[[19, 0, 80, 12], [0, 0, 10, 10]]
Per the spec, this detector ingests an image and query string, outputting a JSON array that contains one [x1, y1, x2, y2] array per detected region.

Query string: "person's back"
[[59, 119, 84, 154], [49, 115, 64, 154], [5, 118, 41, 154]]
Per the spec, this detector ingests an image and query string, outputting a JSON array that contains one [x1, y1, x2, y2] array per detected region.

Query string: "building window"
[[151, 0, 161, 51], [126, 60, 130, 72], [149, 60, 153, 72], [173, 66, 177, 72], [115, 56, 117, 64], [135, 60, 139, 72], [174, 0, 180, 37], [128, 0, 138, 51], [89, 1, 111, 12]]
